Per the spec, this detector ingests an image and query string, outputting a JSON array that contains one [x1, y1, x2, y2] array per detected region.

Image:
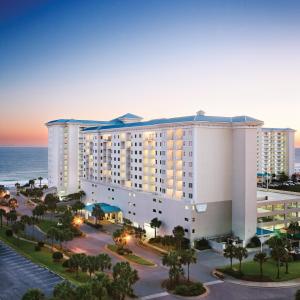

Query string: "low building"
[[257, 189, 300, 233]]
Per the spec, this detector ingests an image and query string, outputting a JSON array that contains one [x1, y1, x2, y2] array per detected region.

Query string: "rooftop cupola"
[[196, 110, 205, 116], [116, 113, 143, 124]]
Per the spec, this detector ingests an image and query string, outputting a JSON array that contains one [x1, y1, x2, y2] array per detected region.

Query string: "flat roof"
[[257, 190, 300, 202]]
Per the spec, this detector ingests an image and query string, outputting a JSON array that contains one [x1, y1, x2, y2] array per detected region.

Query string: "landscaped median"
[[106, 244, 155, 266], [0, 226, 90, 285], [218, 259, 300, 282]]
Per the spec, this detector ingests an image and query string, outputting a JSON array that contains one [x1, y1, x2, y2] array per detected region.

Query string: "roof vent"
[[196, 110, 205, 116]]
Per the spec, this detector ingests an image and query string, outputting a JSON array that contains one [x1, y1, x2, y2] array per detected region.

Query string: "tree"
[[0, 208, 6, 228], [72, 201, 85, 215], [47, 226, 58, 250], [223, 244, 236, 270], [111, 262, 139, 300], [97, 253, 112, 272], [44, 193, 59, 216], [88, 273, 110, 300], [180, 248, 197, 282], [22, 288, 45, 300], [150, 217, 162, 238], [172, 225, 185, 251], [92, 204, 105, 224], [268, 236, 286, 279], [6, 210, 17, 225], [69, 253, 86, 278], [234, 246, 248, 274], [38, 177, 43, 188], [53, 281, 76, 300], [8, 198, 18, 209], [253, 252, 268, 279], [28, 179, 35, 189], [78, 190, 86, 202], [278, 172, 289, 184], [134, 226, 146, 241], [56, 228, 74, 249], [113, 229, 127, 250], [288, 221, 300, 237], [282, 250, 293, 274], [32, 205, 46, 220], [162, 251, 184, 286], [15, 182, 20, 192], [84, 255, 100, 278]]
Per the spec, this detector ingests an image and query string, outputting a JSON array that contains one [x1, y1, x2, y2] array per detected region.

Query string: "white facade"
[[257, 128, 295, 178], [46, 119, 108, 196], [80, 112, 263, 243]]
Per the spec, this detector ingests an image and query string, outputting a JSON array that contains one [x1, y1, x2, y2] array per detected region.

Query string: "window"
[[153, 209, 156, 212], [184, 218, 189, 222]]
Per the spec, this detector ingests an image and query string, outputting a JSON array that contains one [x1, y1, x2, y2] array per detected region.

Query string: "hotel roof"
[[262, 128, 295, 132], [83, 114, 262, 132], [46, 119, 111, 125]]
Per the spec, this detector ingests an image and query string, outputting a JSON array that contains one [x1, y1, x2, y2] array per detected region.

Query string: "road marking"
[[140, 292, 169, 300], [204, 280, 224, 286]]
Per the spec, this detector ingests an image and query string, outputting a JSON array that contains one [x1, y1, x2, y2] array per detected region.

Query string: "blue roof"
[[257, 228, 273, 236], [83, 114, 262, 132], [85, 203, 121, 213], [46, 119, 112, 125]]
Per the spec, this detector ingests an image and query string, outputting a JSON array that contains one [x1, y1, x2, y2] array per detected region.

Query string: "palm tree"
[[86, 255, 100, 278], [12, 221, 25, 244], [113, 229, 127, 250], [268, 236, 286, 279], [97, 253, 112, 272], [223, 244, 236, 270], [22, 288, 45, 300], [28, 179, 35, 189], [92, 204, 105, 224], [162, 251, 184, 286], [37, 177, 43, 188], [253, 252, 268, 279], [112, 262, 139, 300], [282, 250, 293, 274], [6, 210, 17, 225], [180, 248, 197, 282], [8, 198, 18, 210], [69, 253, 86, 278], [150, 217, 162, 238], [172, 225, 185, 251], [78, 190, 86, 202], [288, 221, 300, 238], [234, 246, 248, 274], [47, 226, 58, 250], [53, 281, 76, 299], [0, 209, 6, 228]]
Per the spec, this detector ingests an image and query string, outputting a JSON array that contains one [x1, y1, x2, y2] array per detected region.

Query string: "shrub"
[[247, 236, 261, 248], [174, 282, 205, 296], [5, 229, 13, 237], [296, 290, 300, 300], [62, 259, 70, 268], [116, 247, 133, 255], [38, 241, 44, 248], [194, 238, 211, 250], [34, 245, 41, 251], [52, 251, 63, 261]]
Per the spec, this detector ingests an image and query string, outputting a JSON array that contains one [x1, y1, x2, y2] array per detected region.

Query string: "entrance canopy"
[[85, 203, 121, 214]]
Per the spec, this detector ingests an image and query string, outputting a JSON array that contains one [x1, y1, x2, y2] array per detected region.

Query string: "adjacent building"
[[46, 119, 113, 196], [257, 128, 295, 180]]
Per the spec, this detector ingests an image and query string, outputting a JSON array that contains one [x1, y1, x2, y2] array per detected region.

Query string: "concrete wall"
[[232, 127, 258, 243]]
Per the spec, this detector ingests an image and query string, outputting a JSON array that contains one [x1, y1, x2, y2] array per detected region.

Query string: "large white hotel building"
[[46, 112, 295, 244]]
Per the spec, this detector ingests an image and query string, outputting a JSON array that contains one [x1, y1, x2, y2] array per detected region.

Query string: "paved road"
[[0, 240, 63, 300], [11, 195, 300, 300]]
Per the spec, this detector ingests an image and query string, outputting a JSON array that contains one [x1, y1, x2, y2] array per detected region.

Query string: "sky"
[[0, 0, 300, 147]]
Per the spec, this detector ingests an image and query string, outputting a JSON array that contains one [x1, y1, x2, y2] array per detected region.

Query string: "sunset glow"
[[0, 0, 299, 147]]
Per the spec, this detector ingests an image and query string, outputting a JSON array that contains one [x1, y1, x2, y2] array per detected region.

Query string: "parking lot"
[[0, 241, 63, 300]]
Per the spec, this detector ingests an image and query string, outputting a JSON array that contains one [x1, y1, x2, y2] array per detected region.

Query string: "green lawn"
[[220, 259, 300, 282], [36, 219, 58, 233], [107, 244, 155, 266], [0, 226, 90, 285]]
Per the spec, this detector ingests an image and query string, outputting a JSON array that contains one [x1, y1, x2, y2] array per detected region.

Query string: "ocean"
[[0, 147, 299, 188], [0, 147, 48, 188]]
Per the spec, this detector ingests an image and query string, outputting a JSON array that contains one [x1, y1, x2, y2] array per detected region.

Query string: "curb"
[[212, 269, 300, 288]]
